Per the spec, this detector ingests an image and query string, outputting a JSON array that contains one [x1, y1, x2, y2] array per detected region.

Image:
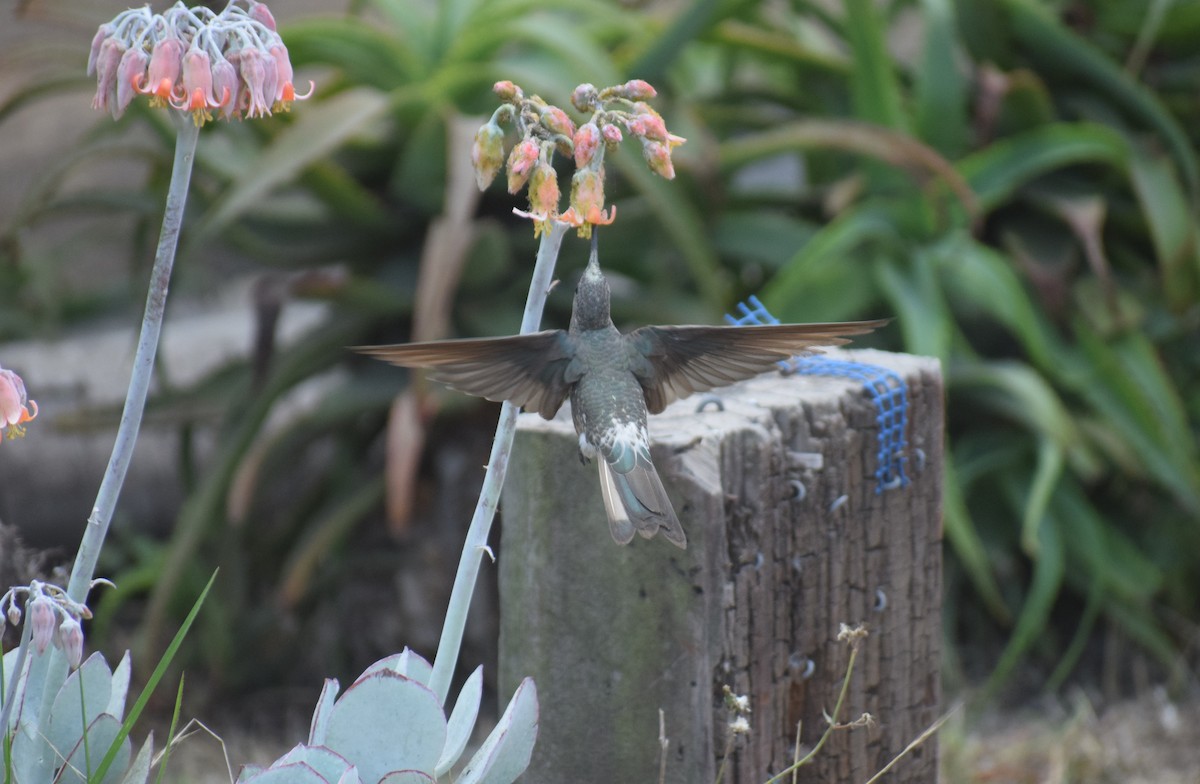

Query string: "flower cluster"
[[0, 366, 37, 443], [470, 79, 685, 237], [88, 0, 312, 126], [1, 580, 107, 669]]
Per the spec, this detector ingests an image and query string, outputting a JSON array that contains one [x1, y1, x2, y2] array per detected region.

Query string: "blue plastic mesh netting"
[[724, 296, 909, 493]]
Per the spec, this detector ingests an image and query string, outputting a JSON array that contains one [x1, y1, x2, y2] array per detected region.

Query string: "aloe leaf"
[[457, 677, 538, 784], [982, 491, 1065, 698], [323, 671, 446, 782], [914, 0, 968, 156], [957, 123, 1129, 212], [944, 237, 1062, 370], [611, 145, 729, 310], [284, 19, 418, 86], [943, 456, 1011, 623], [1020, 438, 1064, 557], [435, 666, 483, 776], [875, 254, 953, 362], [188, 88, 394, 253], [1128, 142, 1200, 310], [1069, 324, 1200, 513], [845, 0, 907, 131], [308, 680, 340, 747], [762, 205, 896, 321], [1000, 0, 1199, 198]]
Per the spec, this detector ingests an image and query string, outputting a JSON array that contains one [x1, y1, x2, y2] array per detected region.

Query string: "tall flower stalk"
[[429, 220, 567, 702]]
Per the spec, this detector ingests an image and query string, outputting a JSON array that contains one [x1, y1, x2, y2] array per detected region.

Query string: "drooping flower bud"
[[505, 138, 540, 194], [248, 0, 278, 31], [527, 160, 560, 217], [540, 105, 576, 139], [59, 617, 85, 669], [620, 79, 656, 101], [6, 602, 20, 627], [238, 47, 273, 117], [641, 139, 675, 180], [0, 367, 37, 442], [573, 122, 601, 168], [571, 83, 597, 113], [211, 57, 240, 120], [472, 122, 506, 190], [135, 36, 185, 105], [91, 37, 125, 113], [628, 103, 668, 142], [115, 47, 150, 118], [29, 596, 55, 655], [493, 80, 522, 101], [601, 123, 623, 145], [87, 24, 113, 77]]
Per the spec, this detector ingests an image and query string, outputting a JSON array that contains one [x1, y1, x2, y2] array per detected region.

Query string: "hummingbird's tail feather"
[[598, 459, 636, 545], [598, 458, 687, 549]]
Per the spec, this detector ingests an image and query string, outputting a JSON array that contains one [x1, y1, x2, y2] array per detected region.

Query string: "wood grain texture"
[[499, 349, 942, 783]]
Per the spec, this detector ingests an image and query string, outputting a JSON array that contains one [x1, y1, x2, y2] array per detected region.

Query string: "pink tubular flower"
[[506, 138, 540, 194], [29, 596, 55, 655], [58, 617, 84, 669], [211, 56, 240, 120], [527, 160, 560, 218], [87, 24, 113, 77], [570, 167, 605, 216], [91, 37, 125, 113], [115, 47, 150, 118], [0, 367, 37, 442], [238, 47, 273, 117], [248, 0, 277, 31], [573, 122, 601, 168], [134, 36, 185, 105], [268, 44, 313, 111], [171, 49, 229, 125]]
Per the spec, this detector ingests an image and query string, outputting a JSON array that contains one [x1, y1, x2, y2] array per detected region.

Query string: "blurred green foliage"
[[3, 0, 1198, 698]]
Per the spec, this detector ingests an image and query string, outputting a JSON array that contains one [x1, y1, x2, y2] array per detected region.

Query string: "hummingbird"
[[357, 243, 885, 549]]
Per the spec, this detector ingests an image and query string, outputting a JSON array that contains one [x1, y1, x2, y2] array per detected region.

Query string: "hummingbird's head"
[[570, 241, 612, 330]]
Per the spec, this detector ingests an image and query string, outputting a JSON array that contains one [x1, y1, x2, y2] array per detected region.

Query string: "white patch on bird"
[[578, 432, 598, 459], [601, 420, 649, 457]]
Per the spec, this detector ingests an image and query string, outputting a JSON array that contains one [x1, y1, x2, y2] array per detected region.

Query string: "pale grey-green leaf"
[[324, 671, 446, 782], [308, 678, 340, 746], [435, 665, 483, 776], [457, 677, 538, 784]]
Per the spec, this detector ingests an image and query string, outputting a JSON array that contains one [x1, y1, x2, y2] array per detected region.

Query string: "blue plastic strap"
[[725, 296, 909, 493]]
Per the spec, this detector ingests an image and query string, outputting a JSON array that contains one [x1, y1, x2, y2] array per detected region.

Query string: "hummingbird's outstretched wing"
[[627, 320, 888, 414], [355, 330, 577, 420]]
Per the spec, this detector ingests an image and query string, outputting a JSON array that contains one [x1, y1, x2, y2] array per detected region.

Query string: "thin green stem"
[[68, 117, 200, 602], [763, 644, 861, 784], [24, 116, 198, 767], [428, 220, 569, 704]]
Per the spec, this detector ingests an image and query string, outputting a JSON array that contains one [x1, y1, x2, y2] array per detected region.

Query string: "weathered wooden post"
[[499, 348, 942, 783]]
